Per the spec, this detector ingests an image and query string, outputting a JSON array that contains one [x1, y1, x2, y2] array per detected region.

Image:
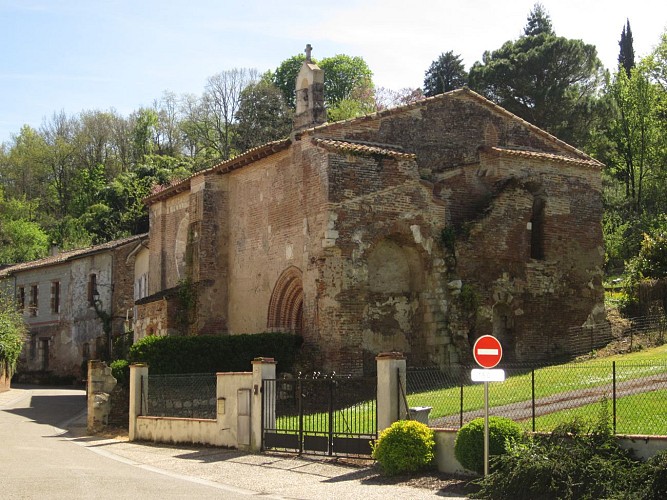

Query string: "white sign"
[[471, 368, 506, 382]]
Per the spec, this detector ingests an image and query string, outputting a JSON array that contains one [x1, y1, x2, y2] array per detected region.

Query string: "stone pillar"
[[86, 360, 117, 434], [376, 352, 407, 432], [250, 357, 276, 452], [128, 363, 149, 441]]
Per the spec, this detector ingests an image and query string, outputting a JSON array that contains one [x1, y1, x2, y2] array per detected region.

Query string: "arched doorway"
[[267, 267, 304, 334]]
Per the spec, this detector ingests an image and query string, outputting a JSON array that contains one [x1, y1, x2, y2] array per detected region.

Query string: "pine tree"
[[619, 19, 635, 77]]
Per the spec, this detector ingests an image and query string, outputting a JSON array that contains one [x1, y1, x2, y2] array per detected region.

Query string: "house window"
[[88, 273, 97, 306], [30, 337, 37, 360], [18, 287, 25, 312], [29, 285, 38, 316], [51, 281, 60, 314], [530, 197, 546, 260]]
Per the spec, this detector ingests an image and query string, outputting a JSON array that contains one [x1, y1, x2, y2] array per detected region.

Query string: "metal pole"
[[613, 361, 617, 434], [531, 368, 536, 433], [460, 381, 464, 429], [484, 381, 489, 476]]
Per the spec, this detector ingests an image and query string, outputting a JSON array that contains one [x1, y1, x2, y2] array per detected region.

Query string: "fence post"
[[376, 352, 406, 432], [613, 361, 617, 434], [251, 357, 276, 452], [459, 381, 464, 429], [129, 363, 148, 441], [532, 368, 536, 433]]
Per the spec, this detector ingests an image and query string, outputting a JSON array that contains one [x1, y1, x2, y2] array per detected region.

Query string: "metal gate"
[[261, 375, 377, 457]]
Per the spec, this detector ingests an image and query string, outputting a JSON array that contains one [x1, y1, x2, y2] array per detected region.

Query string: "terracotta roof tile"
[[311, 138, 416, 159], [0, 233, 148, 277], [483, 146, 603, 168]]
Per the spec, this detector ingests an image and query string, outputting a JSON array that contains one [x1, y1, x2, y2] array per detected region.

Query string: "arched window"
[[267, 267, 304, 334]]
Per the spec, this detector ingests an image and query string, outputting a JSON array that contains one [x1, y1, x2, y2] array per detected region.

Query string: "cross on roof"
[[305, 44, 313, 63]]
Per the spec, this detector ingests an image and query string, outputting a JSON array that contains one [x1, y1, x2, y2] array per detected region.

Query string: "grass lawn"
[[529, 388, 667, 435], [407, 344, 667, 421]]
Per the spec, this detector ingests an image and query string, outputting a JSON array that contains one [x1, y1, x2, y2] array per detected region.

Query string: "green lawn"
[[529, 389, 667, 435], [407, 344, 667, 422]]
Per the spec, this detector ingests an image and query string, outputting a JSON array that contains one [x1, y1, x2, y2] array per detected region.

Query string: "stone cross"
[[305, 44, 313, 63]]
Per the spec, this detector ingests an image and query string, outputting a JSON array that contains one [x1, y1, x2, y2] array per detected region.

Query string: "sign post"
[[472, 335, 504, 476]]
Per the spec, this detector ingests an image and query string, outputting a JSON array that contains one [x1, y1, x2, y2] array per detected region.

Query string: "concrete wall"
[[129, 359, 276, 450]]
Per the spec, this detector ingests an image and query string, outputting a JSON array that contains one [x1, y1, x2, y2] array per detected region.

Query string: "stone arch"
[[267, 266, 304, 334]]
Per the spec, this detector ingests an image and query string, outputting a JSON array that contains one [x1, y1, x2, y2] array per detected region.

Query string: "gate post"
[[129, 363, 148, 441], [376, 352, 406, 432], [251, 357, 276, 452]]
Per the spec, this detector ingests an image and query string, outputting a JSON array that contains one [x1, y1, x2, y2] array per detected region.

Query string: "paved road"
[[0, 386, 260, 499], [1, 386, 457, 499]]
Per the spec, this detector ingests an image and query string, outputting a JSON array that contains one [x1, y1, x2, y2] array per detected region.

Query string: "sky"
[[1, 0, 665, 146]]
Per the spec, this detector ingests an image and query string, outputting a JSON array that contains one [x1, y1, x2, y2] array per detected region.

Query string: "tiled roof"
[[483, 146, 603, 168], [0, 233, 148, 277], [144, 139, 291, 204], [311, 138, 416, 159], [300, 88, 600, 166]]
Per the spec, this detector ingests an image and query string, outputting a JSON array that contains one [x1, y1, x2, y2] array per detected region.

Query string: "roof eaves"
[[312, 138, 416, 159], [483, 146, 604, 169]]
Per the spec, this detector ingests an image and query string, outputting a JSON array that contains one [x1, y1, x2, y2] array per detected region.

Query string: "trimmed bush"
[[454, 416, 522, 474], [372, 420, 435, 475], [128, 332, 303, 374]]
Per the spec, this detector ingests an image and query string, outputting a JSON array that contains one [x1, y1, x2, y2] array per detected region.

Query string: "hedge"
[[128, 332, 303, 374]]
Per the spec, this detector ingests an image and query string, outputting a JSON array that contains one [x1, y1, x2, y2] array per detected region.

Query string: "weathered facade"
[[135, 59, 605, 375], [0, 235, 148, 381]]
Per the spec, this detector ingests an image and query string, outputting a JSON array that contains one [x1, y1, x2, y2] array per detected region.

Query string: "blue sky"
[[1, 0, 665, 145]]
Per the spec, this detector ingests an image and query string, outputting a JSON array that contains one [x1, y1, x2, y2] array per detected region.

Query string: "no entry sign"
[[473, 335, 503, 368]]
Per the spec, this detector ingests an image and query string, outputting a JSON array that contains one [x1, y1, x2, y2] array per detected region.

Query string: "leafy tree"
[[0, 294, 27, 379], [607, 65, 663, 213], [271, 52, 375, 119], [319, 54, 373, 110], [234, 80, 292, 152], [619, 19, 635, 77], [423, 51, 468, 96], [468, 4, 605, 147], [270, 54, 306, 109], [0, 188, 48, 264]]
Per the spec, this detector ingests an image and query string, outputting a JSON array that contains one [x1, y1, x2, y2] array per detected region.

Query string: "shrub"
[[372, 420, 435, 475], [637, 450, 667, 500], [110, 359, 130, 387], [128, 332, 303, 374], [474, 404, 640, 499], [455, 416, 522, 475]]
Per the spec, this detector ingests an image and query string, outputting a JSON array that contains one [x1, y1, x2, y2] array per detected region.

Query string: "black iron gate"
[[261, 375, 377, 457]]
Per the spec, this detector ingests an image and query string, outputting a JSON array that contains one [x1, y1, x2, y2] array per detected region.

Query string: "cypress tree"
[[619, 19, 635, 77]]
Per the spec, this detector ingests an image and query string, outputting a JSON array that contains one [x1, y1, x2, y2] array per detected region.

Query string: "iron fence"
[[262, 374, 377, 457], [406, 360, 667, 435], [145, 373, 217, 419]]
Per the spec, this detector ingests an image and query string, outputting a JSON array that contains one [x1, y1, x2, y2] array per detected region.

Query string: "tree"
[[0, 294, 27, 380], [607, 65, 663, 214], [423, 51, 468, 97], [319, 54, 373, 110], [234, 80, 292, 152], [619, 19, 635, 77], [270, 54, 306, 109], [271, 52, 375, 118], [468, 4, 605, 147], [0, 187, 48, 264], [374, 87, 424, 112]]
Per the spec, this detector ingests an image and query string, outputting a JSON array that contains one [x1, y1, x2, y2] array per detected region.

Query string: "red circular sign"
[[473, 335, 503, 368]]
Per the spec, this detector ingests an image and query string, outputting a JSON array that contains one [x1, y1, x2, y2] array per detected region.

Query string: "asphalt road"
[[0, 386, 257, 499]]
